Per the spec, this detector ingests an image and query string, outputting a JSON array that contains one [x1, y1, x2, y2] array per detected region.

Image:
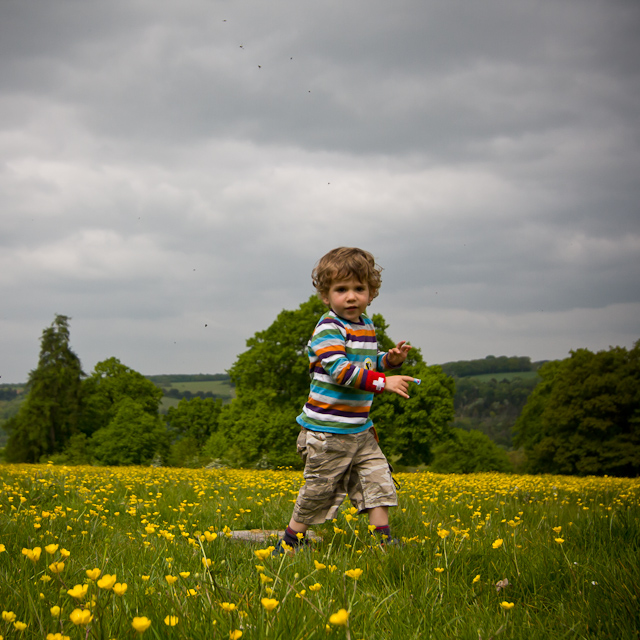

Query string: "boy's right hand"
[[384, 375, 418, 399]]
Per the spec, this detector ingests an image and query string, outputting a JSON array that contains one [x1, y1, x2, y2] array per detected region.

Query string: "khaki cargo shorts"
[[292, 427, 398, 525]]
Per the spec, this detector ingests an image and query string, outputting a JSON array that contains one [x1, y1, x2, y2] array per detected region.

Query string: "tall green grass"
[[0, 465, 638, 639]]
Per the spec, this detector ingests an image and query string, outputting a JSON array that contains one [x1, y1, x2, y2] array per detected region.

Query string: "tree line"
[[162, 389, 227, 401], [514, 344, 640, 476], [439, 355, 537, 378], [0, 388, 20, 402], [3, 311, 638, 476], [2, 307, 460, 470]]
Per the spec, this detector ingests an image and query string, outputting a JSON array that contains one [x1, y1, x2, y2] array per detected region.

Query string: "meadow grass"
[[0, 464, 638, 640]]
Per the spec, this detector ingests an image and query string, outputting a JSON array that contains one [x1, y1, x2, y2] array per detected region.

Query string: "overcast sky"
[[1, 0, 639, 383]]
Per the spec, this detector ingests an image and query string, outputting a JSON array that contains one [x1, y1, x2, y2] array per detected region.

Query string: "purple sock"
[[284, 526, 305, 546], [374, 525, 391, 540]]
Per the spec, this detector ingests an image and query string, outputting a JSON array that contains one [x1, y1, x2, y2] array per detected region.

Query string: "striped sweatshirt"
[[296, 310, 395, 434]]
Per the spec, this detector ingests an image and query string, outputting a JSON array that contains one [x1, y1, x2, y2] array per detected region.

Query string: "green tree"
[[91, 398, 168, 466], [4, 315, 84, 462], [229, 296, 327, 407], [214, 296, 454, 467], [166, 396, 223, 467], [166, 396, 223, 448], [430, 428, 512, 473], [79, 357, 163, 435], [77, 357, 167, 465], [371, 361, 455, 466], [204, 388, 302, 468], [368, 314, 455, 465], [514, 342, 640, 476]]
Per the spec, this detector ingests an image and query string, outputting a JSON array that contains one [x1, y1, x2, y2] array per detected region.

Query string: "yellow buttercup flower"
[[2, 611, 17, 622], [230, 631, 243, 640], [329, 609, 349, 626], [204, 531, 218, 542], [308, 583, 322, 592], [220, 602, 237, 612], [86, 568, 101, 581], [47, 633, 70, 640], [21, 547, 42, 562], [314, 560, 326, 570], [202, 558, 213, 568], [69, 608, 93, 625], [97, 574, 117, 590], [0, 543, 5, 552], [50, 606, 61, 617], [67, 584, 88, 600], [45, 543, 59, 555], [344, 568, 363, 579], [164, 615, 179, 626], [49, 561, 65, 574], [261, 598, 279, 612], [555, 537, 565, 544], [435, 567, 445, 573], [60, 549, 70, 558], [500, 601, 515, 610], [260, 573, 273, 584], [552, 526, 562, 534], [254, 548, 273, 561], [437, 529, 450, 539], [179, 571, 190, 578], [113, 583, 128, 596], [132, 616, 152, 633], [492, 538, 503, 549], [473, 574, 481, 584], [13, 621, 27, 631], [165, 575, 178, 585]]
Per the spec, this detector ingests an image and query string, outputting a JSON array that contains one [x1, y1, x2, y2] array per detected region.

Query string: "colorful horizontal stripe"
[[297, 310, 394, 434]]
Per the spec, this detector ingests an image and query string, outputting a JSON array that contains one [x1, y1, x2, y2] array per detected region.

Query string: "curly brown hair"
[[312, 247, 383, 301]]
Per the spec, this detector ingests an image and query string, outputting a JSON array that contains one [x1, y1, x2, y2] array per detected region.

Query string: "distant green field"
[[464, 370, 540, 383], [159, 397, 181, 412], [165, 379, 234, 397]]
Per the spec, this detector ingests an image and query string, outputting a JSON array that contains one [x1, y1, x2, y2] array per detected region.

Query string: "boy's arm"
[[312, 319, 387, 394]]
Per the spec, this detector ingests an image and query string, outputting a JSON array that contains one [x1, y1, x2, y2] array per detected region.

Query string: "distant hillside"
[[0, 385, 26, 446], [145, 374, 234, 412], [439, 355, 547, 378], [434, 356, 548, 450], [146, 373, 231, 385]]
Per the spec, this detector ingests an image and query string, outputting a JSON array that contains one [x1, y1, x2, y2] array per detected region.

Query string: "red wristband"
[[364, 372, 386, 394]]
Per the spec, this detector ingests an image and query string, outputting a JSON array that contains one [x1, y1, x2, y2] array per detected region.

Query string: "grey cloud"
[[1, 0, 639, 382]]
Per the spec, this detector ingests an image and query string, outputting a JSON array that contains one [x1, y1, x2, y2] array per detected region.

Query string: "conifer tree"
[[4, 315, 84, 462]]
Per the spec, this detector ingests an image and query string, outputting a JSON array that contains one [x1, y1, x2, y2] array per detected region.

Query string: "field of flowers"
[[0, 463, 638, 639]]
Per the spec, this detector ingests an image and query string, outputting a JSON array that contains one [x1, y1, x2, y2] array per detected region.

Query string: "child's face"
[[321, 277, 372, 322]]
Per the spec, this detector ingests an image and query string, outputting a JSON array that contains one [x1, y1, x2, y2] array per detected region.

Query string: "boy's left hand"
[[386, 340, 411, 367]]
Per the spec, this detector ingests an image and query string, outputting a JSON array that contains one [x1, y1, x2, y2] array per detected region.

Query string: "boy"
[[276, 247, 417, 553]]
